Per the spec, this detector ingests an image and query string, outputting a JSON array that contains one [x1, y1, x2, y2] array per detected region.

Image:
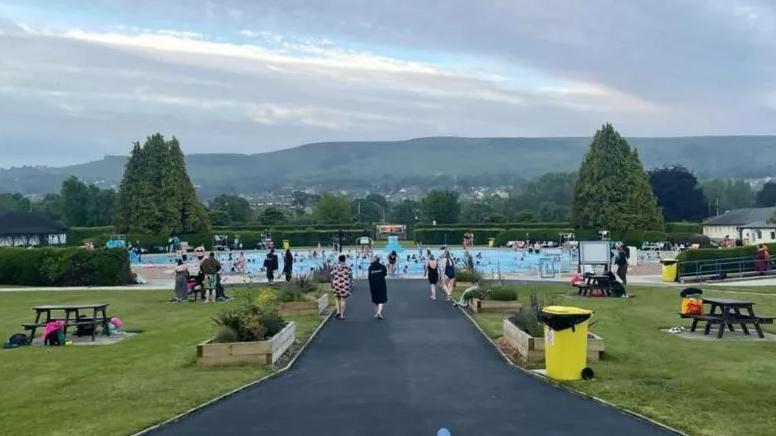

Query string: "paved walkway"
[[153, 279, 670, 436]]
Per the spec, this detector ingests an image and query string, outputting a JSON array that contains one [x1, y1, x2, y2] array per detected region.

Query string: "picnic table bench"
[[680, 297, 774, 339], [574, 274, 616, 297], [23, 303, 110, 343]]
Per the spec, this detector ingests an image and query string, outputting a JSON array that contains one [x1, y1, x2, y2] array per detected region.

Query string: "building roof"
[[0, 211, 67, 236], [702, 207, 776, 227]]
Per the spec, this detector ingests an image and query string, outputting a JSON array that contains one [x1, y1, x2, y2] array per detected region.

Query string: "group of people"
[[328, 249, 459, 320]]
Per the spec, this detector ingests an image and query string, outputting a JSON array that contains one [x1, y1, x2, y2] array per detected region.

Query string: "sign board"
[[579, 241, 611, 265], [376, 225, 406, 239]]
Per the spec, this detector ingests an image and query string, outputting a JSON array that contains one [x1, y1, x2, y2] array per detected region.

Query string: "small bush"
[[488, 286, 518, 301], [455, 268, 482, 283], [287, 274, 318, 293], [212, 290, 286, 343], [508, 293, 562, 337], [312, 264, 331, 283]]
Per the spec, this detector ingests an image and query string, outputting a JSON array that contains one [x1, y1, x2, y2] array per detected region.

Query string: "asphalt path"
[[153, 279, 671, 436]]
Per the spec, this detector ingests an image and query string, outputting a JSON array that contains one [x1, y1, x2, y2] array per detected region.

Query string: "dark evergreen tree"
[[115, 134, 209, 234], [571, 124, 663, 231], [422, 190, 461, 224], [649, 165, 708, 221], [756, 182, 776, 207]]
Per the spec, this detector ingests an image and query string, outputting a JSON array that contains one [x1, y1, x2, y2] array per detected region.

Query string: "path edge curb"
[[130, 311, 334, 436], [455, 304, 686, 436]]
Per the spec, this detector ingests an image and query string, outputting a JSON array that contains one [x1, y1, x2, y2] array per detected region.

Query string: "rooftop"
[[702, 207, 776, 227]]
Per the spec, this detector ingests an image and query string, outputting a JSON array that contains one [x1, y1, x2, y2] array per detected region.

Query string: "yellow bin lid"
[[542, 306, 593, 316]]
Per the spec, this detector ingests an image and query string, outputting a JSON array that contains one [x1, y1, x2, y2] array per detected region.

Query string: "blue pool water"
[[136, 247, 578, 278]]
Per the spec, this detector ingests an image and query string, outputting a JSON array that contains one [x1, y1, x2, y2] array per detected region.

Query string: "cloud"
[[1, 1, 775, 167]]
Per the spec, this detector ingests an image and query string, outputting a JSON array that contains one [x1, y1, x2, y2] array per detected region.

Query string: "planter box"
[[197, 321, 296, 366], [279, 294, 329, 315], [502, 319, 605, 363], [469, 298, 521, 314]]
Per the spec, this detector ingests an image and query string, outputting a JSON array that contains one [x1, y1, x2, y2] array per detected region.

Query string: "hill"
[[2, 135, 775, 197]]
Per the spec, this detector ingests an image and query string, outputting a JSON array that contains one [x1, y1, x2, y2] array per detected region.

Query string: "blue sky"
[[1, 0, 776, 167]]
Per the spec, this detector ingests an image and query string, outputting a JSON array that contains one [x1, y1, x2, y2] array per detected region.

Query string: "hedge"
[[494, 228, 575, 246], [65, 226, 115, 247], [676, 244, 773, 276], [414, 222, 570, 230], [212, 224, 366, 231], [0, 247, 131, 286], [664, 222, 702, 234]]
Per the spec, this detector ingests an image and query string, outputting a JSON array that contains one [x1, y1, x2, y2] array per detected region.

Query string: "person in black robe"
[[283, 248, 294, 282], [368, 255, 388, 320], [264, 249, 279, 284]]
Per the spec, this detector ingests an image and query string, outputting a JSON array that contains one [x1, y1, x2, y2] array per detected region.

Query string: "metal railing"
[[678, 256, 773, 282]]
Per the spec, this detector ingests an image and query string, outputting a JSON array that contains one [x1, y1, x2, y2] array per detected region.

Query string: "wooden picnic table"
[[23, 303, 110, 343], [574, 274, 615, 297], [680, 297, 773, 339]]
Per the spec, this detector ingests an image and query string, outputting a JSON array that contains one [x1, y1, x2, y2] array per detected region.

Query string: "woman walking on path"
[[173, 259, 189, 302], [442, 251, 456, 301], [425, 254, 440, 300], [330, 254, 354, 320], [283, 248, 294, 282], [368, 255, 388, 319]]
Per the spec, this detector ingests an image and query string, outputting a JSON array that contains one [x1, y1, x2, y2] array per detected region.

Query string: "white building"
[[0, 212, 67, 247], [702, 207, 776, 245]]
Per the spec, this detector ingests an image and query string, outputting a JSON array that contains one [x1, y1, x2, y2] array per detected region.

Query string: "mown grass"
[[0, 288, 325, 436], [458, 282, 776, 436]]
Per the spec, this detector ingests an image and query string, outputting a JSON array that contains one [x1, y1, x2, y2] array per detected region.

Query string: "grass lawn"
[[458, 282, 776, 436], [0, 288, 325, 436]]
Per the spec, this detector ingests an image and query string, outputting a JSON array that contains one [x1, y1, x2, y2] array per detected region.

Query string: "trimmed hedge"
[[414, 222, 570, 230], [0, 247, 131, 286], [65, 226, 115, 247], [494, 228, 575, 245], [676, 244, 772, 276], [212, 224, 365, 231], [665, 222, 702, 234]]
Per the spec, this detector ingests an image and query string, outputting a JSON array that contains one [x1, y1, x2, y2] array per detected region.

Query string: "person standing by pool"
[[442, 250, 456, 300], [199, 252, 221, 303], [264, 249, 279, 284], [387, 250, 398, 275], [283, 248, 294, 282], [235, 251, 247, 273], [173, 259, 189, 302], [613, 242, 629, 285], [755, 244, 770, 274], [425, 254, 440, 300], [368, 255, 388, 319], [331, 254, 353, 320]]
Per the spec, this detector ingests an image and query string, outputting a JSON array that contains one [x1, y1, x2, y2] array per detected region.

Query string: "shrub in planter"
[[507, 293, 562, 337], [286, 274, 319, 293], [211, 291, 286, 343], [488, 286, 518, 301]]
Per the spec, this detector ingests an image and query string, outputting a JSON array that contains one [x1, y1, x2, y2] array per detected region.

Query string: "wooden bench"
[[679, 297, 774, 338]]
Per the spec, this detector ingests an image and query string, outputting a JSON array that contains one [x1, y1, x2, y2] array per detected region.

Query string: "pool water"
[[136, 247, 578, 278]]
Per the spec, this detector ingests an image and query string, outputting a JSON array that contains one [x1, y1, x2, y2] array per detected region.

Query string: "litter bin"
[[539, 306, 593, 381], [282, 240, 290, 250], [488, 237, 495, 248], [661, 258, 678, 282]]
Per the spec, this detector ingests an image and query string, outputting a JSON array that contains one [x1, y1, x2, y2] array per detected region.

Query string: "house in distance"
[[0, 211, 67, 247]]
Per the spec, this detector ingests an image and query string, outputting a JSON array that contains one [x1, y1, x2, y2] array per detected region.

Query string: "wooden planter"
[[279, 294, 329, 315], [197, 321, 296, 366], [502, 319, 605, 364], [468, 298, 521, 314]]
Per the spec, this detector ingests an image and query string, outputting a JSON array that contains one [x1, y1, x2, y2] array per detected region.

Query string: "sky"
[[1, 0, 775, 168]]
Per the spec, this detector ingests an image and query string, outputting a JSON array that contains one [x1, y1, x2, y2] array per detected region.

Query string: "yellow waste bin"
[[282, 240, 290, 250], [661, 258, 678, 282], [488, 237, 495, 248], [539, 306, 593, 381]]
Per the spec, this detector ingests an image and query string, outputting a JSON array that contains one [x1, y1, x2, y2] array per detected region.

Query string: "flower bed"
[[197, 321, 296, 366], [468, 298, 521, 314]]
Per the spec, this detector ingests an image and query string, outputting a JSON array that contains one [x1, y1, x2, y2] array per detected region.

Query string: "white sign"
[[579, 241, 611, 265]]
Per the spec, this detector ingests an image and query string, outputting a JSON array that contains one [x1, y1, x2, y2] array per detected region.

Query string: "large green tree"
[[258, 206, 290, 225], [390, 199, 421, 225], [0, 193, 31, 212], [755, 182, 776, 207], [314, 194, 351, 224], [648, 165, 707, 221], [571, 124, 663, 231], [701, 179, 754, 214], [59, 176, 116, 226], [351, 199, 383, 224], [210, 194, 252, 223], [422, 190, 461, 224], [460, 202, 493, 223], [115, 133, 209, 234]]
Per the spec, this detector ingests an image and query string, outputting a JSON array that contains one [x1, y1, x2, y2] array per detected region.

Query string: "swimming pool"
[[135, 247, 578, 278]]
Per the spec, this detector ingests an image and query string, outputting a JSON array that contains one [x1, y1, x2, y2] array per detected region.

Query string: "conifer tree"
[[115, 134, 209, 234], [570, 124, 663, 231]]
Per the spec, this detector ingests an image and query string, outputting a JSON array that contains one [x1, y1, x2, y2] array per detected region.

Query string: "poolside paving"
[[152, 279, 672, 436]]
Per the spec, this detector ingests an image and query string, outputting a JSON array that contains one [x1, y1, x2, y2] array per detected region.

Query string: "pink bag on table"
[[42, 320, 64, 342]]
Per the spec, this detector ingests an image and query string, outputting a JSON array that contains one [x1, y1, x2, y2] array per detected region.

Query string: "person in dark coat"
[[264, 249, 279, 284], [283, 248, 294, 282], [368, 255, 388, 319]]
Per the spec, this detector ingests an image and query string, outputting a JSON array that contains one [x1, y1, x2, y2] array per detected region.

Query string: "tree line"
[[2, 126, 775, 233]]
